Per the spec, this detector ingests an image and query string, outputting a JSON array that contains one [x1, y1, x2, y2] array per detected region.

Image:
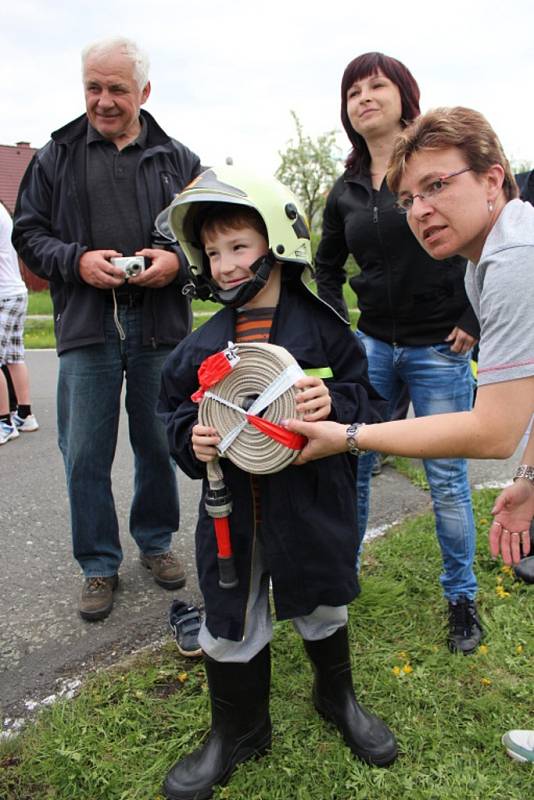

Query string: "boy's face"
[[202, 224, 270, 297]]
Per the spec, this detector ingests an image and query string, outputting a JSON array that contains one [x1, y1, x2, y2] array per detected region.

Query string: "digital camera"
[[110, 256, 148, 279]]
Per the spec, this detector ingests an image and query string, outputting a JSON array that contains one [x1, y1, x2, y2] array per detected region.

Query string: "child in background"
[[0, 201, 39, 445], [157, 167, 396, 800]]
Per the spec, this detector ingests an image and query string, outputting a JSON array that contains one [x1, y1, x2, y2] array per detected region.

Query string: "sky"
[[2, 0, 534, 173]]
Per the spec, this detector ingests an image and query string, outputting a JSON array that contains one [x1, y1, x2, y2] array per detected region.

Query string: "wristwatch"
[[346, 423, 367, 456], [513, 464, 534, 483]]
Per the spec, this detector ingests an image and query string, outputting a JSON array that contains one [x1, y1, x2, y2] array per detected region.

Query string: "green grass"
[[1, 489, 532, 800], [24, 293, 222, 349], [27, 290, 53, 316], [24, 284, 361, 350], [24, 318, 56, 349]]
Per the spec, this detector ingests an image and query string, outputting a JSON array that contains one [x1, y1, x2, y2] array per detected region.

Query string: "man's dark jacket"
[[158, 279, 385, 641], [315, 172, 480, 345], [13, 110, 201, 354]]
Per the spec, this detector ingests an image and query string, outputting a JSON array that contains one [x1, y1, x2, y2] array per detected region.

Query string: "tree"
[[276, 111, 342, 232]]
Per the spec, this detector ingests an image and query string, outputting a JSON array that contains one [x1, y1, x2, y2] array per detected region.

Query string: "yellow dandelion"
[[479, 518, 488, 525], [402, 664, 413, 674], [480, 677, 492, 686], [496, 575, 503, 584], [501, 565, 513, 576], [177, 672, 188, 684], [516, 645, 524, 655], [398, 651, 409, 660], [392, 666, 401, 676], [478, 644, 489, 655]]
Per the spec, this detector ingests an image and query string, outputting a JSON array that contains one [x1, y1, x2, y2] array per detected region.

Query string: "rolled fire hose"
[[193, 342, 307, 588]]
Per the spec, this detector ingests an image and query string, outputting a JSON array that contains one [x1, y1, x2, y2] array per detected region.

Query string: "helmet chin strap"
[[208, 251, 276, 308]]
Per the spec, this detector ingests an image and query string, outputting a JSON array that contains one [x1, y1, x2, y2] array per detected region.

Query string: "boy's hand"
[[295, 376, 331, 422], [192, 424, 221, 462]]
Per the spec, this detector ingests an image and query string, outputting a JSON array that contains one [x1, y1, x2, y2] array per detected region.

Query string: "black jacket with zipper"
[[158, 279, 386, 641], [315, 171, 479, 345], [12, 110, 202, 354]]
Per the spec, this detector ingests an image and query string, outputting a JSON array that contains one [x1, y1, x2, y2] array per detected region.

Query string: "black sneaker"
[[513, 520, 534, 584], [168, 600, 202, 657], [447, 597, 483, 655], [513, 556, 534, 584], [371, 453, 383, 477]]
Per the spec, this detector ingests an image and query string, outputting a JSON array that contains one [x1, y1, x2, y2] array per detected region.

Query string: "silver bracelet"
[[513, 464, 534, 483], [346, 422, 367, 456]]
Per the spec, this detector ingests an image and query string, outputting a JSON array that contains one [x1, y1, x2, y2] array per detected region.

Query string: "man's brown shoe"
[[140, 551, 186, 589], [79, 575, 119, 621]]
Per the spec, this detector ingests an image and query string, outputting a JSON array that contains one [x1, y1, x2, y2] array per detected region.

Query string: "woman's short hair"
[[81, 37, 150, 90], [387, 106, 518, 201], [341, 52, 420, 174]]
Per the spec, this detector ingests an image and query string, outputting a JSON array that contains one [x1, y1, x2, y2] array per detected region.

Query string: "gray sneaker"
[[12, 413, 39, 432], [140, 551, 186, 589], [79, 575, 119, 621]]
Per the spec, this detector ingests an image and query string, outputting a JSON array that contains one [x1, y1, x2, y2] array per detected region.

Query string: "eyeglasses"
[[395, 167, 472, 214]]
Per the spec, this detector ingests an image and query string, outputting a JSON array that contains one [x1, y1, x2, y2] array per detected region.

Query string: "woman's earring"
[[488, 201, 494, 212]]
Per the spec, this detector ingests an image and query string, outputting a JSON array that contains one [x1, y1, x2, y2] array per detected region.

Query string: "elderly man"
[[13, 38, 201, 625]]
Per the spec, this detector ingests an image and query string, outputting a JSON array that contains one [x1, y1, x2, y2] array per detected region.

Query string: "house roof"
[[0, 142, 38, 215]]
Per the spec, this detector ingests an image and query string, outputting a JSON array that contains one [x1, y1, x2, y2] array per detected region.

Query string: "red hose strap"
[[246, 415, 306, 450], [192, 346, 240, 403]]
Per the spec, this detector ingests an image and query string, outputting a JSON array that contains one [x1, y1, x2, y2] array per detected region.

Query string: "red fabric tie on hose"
[[245, 414, 306, 451], [191, 345, 240, 403]]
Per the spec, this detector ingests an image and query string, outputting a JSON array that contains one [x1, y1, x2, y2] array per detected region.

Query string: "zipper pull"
[[373, 206, 378, 224]]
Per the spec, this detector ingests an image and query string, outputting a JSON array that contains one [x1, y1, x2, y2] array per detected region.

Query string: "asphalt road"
[[0, 350, 519, 731]]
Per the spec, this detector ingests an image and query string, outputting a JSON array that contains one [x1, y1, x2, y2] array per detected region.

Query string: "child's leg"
[[296, 611, 397, 767], [199, 540, 272, 662], [163, 542, 272, 800], [163, 647, 271, 800], [7, 361, 31, 406]]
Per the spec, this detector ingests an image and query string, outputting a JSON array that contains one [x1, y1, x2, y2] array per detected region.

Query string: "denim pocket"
[[429, 343, 471, 364]]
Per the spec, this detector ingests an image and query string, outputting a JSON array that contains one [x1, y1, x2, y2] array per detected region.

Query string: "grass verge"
[[1, 489, 532, 800], [24, 290, 360, 349]]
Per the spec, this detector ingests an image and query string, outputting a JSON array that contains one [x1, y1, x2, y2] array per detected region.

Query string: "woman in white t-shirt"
[[284, 106, 534, 764], [286, 107, 534, 569], [0, 201, 39, 444]]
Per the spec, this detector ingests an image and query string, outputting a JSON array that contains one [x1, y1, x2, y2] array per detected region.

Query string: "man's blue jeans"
[[57, 306, 179, 577], [356, 332, 477, 601]]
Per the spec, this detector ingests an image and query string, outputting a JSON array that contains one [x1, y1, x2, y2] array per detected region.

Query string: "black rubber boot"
[[163, 645, 271, 800], [304, 626, 397, 767]]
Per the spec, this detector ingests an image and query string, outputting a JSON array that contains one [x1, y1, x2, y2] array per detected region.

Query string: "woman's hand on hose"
[[283, 418, 347, 464]]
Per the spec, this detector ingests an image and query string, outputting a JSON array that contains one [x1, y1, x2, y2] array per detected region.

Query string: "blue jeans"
[[356, 332, 477, 601], [57, 306, 179, 577]]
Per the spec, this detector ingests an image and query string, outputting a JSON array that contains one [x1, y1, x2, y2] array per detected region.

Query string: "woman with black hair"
[[315, 53, 481, 655]]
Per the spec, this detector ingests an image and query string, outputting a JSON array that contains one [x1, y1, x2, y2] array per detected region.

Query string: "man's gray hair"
[[81, 37, 150, 89]]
